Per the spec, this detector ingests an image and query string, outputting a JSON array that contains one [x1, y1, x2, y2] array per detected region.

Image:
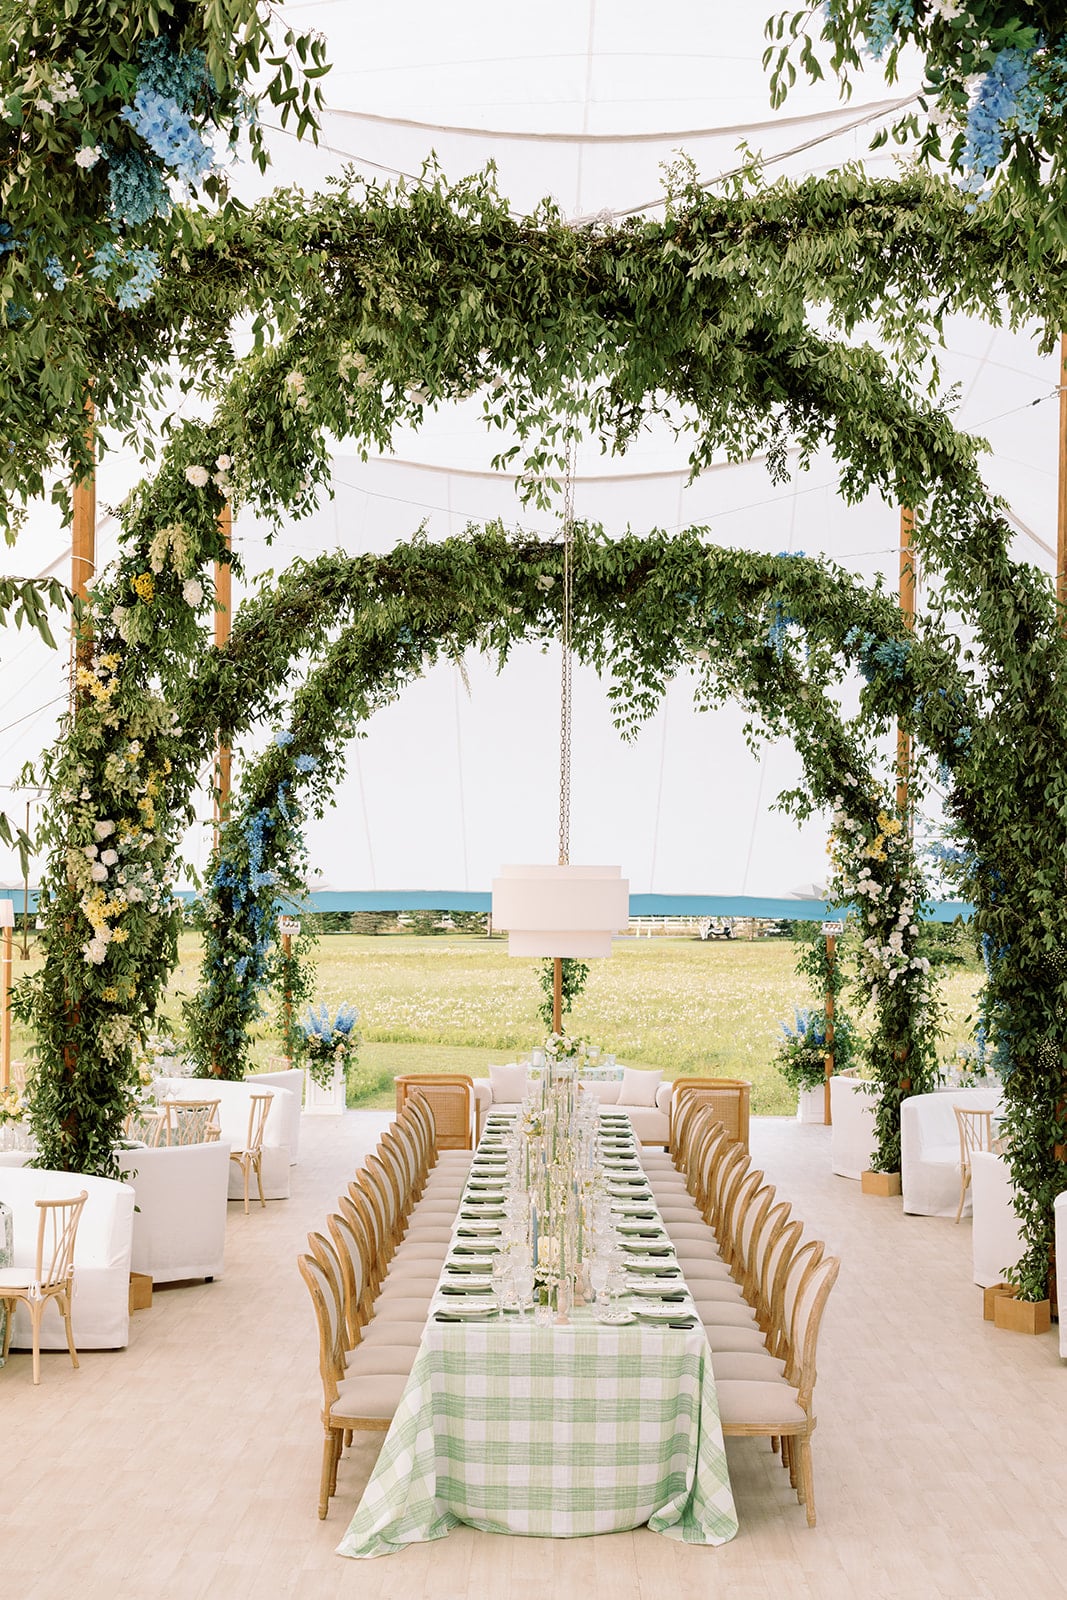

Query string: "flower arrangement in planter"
[[299, 1002, 360, 1090], [773, 1006, 859, 1094]]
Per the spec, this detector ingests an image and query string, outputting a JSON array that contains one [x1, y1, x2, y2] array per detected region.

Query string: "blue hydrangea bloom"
[[294, 754, 319, 774]]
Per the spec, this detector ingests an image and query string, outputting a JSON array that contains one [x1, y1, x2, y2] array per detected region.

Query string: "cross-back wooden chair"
[[162, 1098, 221, 1146], [953, 1105, 996, 1223], [0, 1190, 88, 1384], [229, 1091, 273, 1213]]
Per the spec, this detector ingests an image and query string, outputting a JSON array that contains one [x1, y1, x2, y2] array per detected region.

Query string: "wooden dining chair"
[[229, 1092, 273, 1213], [0, 1191, 88, 1385], [162, 1098, 221, 1146], [669, 1077, 752, 1153], [394, 1074, 476, 1149], [297, 1245, 408, 1518], [716, 1254, 841, 1526], [953, 1105, 996, 1223]]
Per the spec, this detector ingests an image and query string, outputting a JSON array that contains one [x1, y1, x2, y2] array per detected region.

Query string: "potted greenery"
[[774, 1005, 859, 1122], [299, 1002, 360, 1115]]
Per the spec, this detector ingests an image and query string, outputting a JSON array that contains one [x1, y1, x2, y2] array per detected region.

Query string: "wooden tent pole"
[[823, 932, 836, 1126], [213, 503, 232, 843], [71, 396, 96, 686], [1058, 333, 1067, 611], [896, 506, 916, 817]]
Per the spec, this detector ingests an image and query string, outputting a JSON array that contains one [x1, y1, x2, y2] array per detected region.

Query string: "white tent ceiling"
[[1, 6, 1060, 898]]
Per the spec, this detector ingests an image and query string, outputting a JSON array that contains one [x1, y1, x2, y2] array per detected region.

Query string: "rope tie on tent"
[[558, 435, 576, 867]]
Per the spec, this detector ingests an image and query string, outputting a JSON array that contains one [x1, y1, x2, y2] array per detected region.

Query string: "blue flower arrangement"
[[300, 1002, 360, 1089]]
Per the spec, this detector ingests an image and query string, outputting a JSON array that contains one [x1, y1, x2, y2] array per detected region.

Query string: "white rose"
[[127, 886, 145, 903], [90, 862, 108, 882], [184, 465, 210, 488], [182, 578, 204, 607], [94, 820, 115, 840], [75, 145, 101, 169], [100, 848, 118, 866], [215, 454, 231, 470], [83, 844, 98, 860]]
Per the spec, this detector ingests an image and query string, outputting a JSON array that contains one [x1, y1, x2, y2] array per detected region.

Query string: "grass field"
[[8, 932, 984, 1117]]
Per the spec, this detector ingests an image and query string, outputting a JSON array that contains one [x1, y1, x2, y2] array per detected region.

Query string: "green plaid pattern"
[[337, 1119, 738, 1557]]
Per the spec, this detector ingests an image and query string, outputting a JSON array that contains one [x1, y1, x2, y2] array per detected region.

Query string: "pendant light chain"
[[558, 436, 576, 866]]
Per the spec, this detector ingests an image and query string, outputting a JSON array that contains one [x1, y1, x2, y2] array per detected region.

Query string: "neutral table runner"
[[337, 1112, 738, 1557]]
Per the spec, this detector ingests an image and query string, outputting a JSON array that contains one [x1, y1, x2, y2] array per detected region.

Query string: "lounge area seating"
[[471, 1065, 674, 1144], [970, 1149, 1024, 1290], [900, 1088, 1003, 1218], [829, 1075, 878, 1180], [118, 1141, 231, 1284], [0, 1167, 134, 1351], [155, 1077, 297, 1201]]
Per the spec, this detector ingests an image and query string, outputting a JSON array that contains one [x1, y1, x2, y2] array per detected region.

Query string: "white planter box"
[[796, 1084, 828, 1124], [304, 1062, 347, 1116]]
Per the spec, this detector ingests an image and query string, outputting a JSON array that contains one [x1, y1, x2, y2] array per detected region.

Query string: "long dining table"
[[337, 1107, 738, 1558]]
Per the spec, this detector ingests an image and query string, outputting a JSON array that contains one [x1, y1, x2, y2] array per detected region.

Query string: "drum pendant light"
[[492, 441, 628, 1014]]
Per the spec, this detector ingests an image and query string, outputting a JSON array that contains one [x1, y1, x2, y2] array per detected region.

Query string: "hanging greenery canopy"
[[6, 13, 1067, 1303]]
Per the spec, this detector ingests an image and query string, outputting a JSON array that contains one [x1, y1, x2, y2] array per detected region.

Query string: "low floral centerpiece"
[[299, 1002, 360, 1090]]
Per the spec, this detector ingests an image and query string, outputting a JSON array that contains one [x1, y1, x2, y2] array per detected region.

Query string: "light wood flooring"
[[2, 1113, 1065, 1600]]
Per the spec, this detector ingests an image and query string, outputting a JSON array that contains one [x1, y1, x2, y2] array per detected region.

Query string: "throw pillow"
[[489, 1063, 528, 1104], [617, 1067, 663, 1107]]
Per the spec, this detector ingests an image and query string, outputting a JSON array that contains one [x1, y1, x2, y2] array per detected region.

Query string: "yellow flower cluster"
[[75, 665, 117, 705], [131, 572, 155, 602], [101, 986, 119, 1002]]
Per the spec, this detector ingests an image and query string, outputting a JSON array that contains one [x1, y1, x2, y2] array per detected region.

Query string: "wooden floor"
[[3, 1113, 1065, 1600]]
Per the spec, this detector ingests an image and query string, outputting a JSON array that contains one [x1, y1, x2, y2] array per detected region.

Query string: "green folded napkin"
[[440, 1280, 493, 1295], [452, 1241, 500, 1254], [625, 1262, 681, 1276], [620, 1242, 674, 1256], [434, 1307, 499, 1322]]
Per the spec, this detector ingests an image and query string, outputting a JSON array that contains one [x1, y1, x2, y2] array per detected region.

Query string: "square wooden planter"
[[861, 1169, 902, 1197], [982, 1282, 1015, 1321], [128, 1271, 153, 1313], [993, 1289, 1051, 1335]]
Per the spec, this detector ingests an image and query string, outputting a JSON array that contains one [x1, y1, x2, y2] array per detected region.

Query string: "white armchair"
[[118, 1141, 231, 1283], [155, 1077, 296, 1200], [900, 1087, 1004, 1218], [0, 1166, 134, 1350], [970, 1149, 1024, 1289], [829, 1076, 879, 1180]]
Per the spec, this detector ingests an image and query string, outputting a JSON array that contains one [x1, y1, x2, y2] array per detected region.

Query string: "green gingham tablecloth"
[[337, 1116, 738, 1557], [0, 1200, 11, 1367]]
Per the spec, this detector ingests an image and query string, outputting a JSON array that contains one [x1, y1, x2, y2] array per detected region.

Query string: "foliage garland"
[[767, 4, 1067, 243], [4, 147, 1067, 1291]]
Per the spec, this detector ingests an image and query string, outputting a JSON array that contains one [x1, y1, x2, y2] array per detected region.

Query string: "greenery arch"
[[5, 147, 1067, 1301]]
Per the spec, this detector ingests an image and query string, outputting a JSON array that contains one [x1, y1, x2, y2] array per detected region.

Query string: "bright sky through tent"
[[0, 6, 1061, 901]]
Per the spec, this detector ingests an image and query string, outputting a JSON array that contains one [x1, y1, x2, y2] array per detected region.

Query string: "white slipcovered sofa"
[[900, 1086, 1004, 1218], [473, 1066, 672, 1145], [970, 1149, 1024, 1289], [155, 1077, 297, 1201], [829, 1075, 879, 1180], [118, 1141, 231, 1283], [0, 1165, 134, 1350]]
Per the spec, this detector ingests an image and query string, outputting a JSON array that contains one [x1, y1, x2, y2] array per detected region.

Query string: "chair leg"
[[243, 1156, 251, 1216], [798, 1437, 817, 1527], [255, 1153, 266, 1209], [30, 1297, 43, 1386], [318, 1430, 335, 1519], [954, 1169, 968, 1225], [328, 1427, 342, 1496], [59, 1288, 79, 1370], [1, 1297, 12, 1364]]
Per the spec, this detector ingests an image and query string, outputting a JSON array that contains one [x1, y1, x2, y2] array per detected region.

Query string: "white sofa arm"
[[655, 1082, 673, 1115]]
